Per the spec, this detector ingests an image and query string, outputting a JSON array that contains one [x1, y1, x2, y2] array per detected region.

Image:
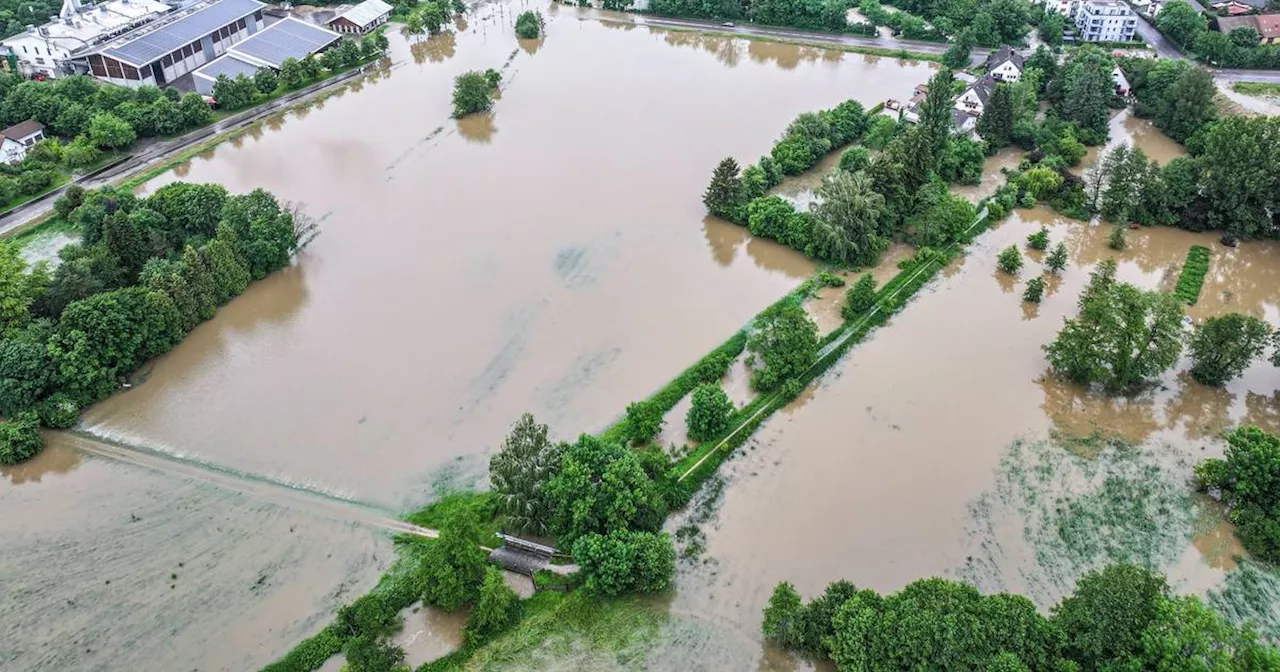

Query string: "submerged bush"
[[514, 10, 543, 38], [0, 411, 42, 464], [1023, 276, 1046, 303], [997, 245, 1023, 274], [686, 383, 734, 442], [1027, 226, 1050, 250], [842, 273, 877, 320]]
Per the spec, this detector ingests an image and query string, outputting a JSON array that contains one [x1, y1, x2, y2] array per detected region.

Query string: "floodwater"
[[2, 3, 942, 670], [1078, 108, 1187, 171], [658, 127, 1279, 666]]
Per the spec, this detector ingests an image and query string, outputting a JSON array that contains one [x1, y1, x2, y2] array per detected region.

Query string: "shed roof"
[[1255, 13, 1280, 38], [332, 0, 393, 28], [229, 17, 339, 68], [0, 120, 44, 140], [97, 0, 265, 66], [192, 52, 261, 81]]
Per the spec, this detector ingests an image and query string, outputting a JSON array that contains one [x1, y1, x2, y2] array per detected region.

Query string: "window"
[[162, 54, 172, 66], [34, 57, 44, 64], [21, 46, 26, 53]]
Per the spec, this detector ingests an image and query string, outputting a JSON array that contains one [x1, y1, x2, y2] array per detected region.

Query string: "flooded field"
[[80, 3, 937, 508], [655, 119, 1280, 666], [1, 4, 944, 670]]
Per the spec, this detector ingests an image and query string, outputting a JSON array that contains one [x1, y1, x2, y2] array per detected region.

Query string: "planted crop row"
[[1174, 245, 1211, 305]]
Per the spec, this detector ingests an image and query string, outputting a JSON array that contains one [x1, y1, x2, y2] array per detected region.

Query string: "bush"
[[0, 411, 42, 464], [841, 273, 877, 320], [838, 145, 871, 173], [1188, 313, 1271, 387], [1108, 224, 1127, 250], [996, 245, 1023, 274], [344, 635, 405, 672], [571, 529, 675, 597], [762, 582, 805, 649], [816, 270, 844, 287], [37, 393, 80, 429], [465, 567, 521, 644], [452, 70, 498, 117], [623, 399, 664, 445], [1027, 226, 1050, 251], [515, 10, 543, 38], [686, 383, 734, 442], [1046, 242, 1068, 272], [17, 169, 53, 196], [1023, 276, 1046, 303]]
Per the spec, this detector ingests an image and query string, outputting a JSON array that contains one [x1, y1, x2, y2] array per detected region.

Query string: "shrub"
[[37, 393, 80, 429], [344, 635, 405, 672], [1023, 276, 1046, 303], [0, 411, 42, 464], [17, 169, 53, 196], [1046, 242, 1068, 272], [839, 145, 871, 173], [465, 567, 521, 644], [997, 245, 1023, 274], [762, 582, 805, 649], [515, 10, 543, 38], [623, 399, 664, 445], [686, 383, 734, 442], [816, 270, 844, 287], [452, 70, 498, 117], [748, 301, 818, 393], [1027, 226, 1050, 251], [842, 273, 877, 320], [572, 529, 675, 597], [1108, 224, 1127, 250]]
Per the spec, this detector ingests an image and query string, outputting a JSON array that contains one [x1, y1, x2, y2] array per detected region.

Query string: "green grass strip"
[[1174, 245, 1210, 305]]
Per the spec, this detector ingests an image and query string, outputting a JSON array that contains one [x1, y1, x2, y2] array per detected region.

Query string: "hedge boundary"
[[1174, 245, 1210, 305]]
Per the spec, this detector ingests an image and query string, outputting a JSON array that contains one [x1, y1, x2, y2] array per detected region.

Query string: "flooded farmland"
[[1, 3, 945, 670]]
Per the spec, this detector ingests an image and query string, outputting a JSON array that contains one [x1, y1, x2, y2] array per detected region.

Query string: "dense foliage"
[[1023, 276, 1044, 303], [1188, 313, 1272, 387], [0, 183, 306, 463], [765, 563, 1279, 670], [515, 10, 543, 38], [421, 506, 488, 611], [746, 301, 818, 392], [213, 36, 385, 112], [1043, 259, 1184, 392], [1173, 244, 1210, 304], [545, 435, 668, 545], [1046, 46, 1117, 144], [489, 413, 562, 535], [1156, 0, 1280, 68], [452, 69, 501, 117], [841, 273, 877, 320], [1195, 427, 1280, 563], [571, 529, 676, 596], [1046, 242, 1067, 272], [465, 567, 521, 644], [647, 0, 853, 32], [996, 245, 1022, 274], [685, 382, 734, 442]]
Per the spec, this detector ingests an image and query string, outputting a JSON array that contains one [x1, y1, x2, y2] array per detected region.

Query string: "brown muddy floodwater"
[[653, 123, 1280, 668], [2, 3, 942, 670]]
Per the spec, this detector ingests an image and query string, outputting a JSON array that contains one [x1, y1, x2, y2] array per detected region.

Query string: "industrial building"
[[191, 17, 340, 95], [0, 0, 171, 79], [327, 0, 393, 35]]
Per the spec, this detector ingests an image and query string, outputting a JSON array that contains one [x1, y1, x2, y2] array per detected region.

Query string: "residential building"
[[78, 0, 267, 88], [1074, 0, 1138, 42], [191, 17, 340, 95], [1217, 13, 1280, 44], [327, 0, 393, 35], [1036, 0, 1075, 18], [984, 46, 1024, 83], [0, 0, 171, 79], [0, 120, 45, 162], [955, 76, 995, 116]]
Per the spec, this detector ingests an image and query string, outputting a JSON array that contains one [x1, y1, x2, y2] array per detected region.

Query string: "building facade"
[[327, 0, 393, 34], [0, 120, 45, 163], [0, 0, 170, 79], [1074, 0, 1138, 42]]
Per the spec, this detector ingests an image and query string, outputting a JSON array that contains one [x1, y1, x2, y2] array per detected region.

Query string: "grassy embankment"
[[1231, 81, 1280, 98]]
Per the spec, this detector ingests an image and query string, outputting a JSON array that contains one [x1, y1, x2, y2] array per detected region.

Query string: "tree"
[[1024, 277, 1046, 303], [623, 400, 663, 445], [1195, 426, 1280, 561], [1108, 224, 1127, 250], [842, 273, 877, 319], [838, 146, 870, 173], [0, 241, 44, 337], [489, 413, 562, 535], [762, 582, 806, 649], [747, 301, 818, 392], [686, 382, 733, 442], [1099, 145, 1151, 224], [87, 112, 135, 150], [1043, 260, 1185, 391], [465, 567, 520, 644], [901, 68, 956, 190], [809, 170, 888, 267], [969, 10, 1001, 46], [278, 58, 305, 89], [1156, 66, 1214, 144], [703, 157, 742, 219], [515, 10, 543, 38], [978, 83, 1015, 148], [545, 435, 667, 544], [997, 245, 1022, 274], [211, 74, 255, 111], [61, 135, 102, 170], [1156, 0, 1205, 48], [253, 67, 279, 95], [1027, 227, 1050, 251], [1188, 314, 1271, 386], [1020, 167, 1064, 202], [299, 55, 322, 80], [1046, 242, 1068, 272], [0, 411, 42, 464], [1140, 594, 1280, 670], [938, 136, 986, 185], [571, 529, 675, 597], [1053, 47, 1115, 141], [1192, 116, 1280, 239], [344, 635, 405, 672], [421, 507, 487, 611], [176, 93, 210, 130], [1040, 11, 1065, 48], [942, 29, 973, 69], [452, 70, 496, 117], [1053, 564, 1169, 668]]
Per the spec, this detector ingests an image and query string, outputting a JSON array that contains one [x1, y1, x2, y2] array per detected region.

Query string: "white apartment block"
[[1074, 0, 1138, 41]]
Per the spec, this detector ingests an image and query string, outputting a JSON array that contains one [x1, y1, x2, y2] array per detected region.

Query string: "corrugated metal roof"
[[332, 0, 393, 28], [229, 17, 339, 68], [192, 52, 260, 80], [100, 0, 265, 65]]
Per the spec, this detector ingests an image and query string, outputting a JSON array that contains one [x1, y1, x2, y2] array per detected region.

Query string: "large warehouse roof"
[[333, 0, 394, 28], [192, 53, 260, 81], [96, 0, 265, 65], [229, 17, 340, 68]]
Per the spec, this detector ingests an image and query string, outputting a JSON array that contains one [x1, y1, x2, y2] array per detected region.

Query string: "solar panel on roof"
[[229, 18, 339, 68], [192, 54, 260, 80], [102, 0, 265, 65]]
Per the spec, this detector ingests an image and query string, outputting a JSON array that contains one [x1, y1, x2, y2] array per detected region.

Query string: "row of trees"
[[1043, 258, 1280, 392], [0, 183, 311, 464], [646, 0, 852, 32], [212, 34, 389, 112], [887, 0, 1035, 46], [1157, 0, 1280, 69], [764, 563, 1280, 670], [403, 0, 466, 37]]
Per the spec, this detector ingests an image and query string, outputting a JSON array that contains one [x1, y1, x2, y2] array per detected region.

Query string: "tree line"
[[646, 0, 856, 33], [1195, 426, 1280, 566], [1157, 0, 1280, 69], [764, 562, 1280, 670], [211, 33, 389, 113], [881, 0, 1034, 47], [0, 183, 311, 465]]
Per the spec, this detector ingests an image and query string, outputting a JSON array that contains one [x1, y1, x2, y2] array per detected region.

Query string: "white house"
[[984, 46, 1024, 83], [1074, 0, 1138, 42], [0, 120, 46, 163], [0, 0, 170, 79], [1035, 0, 1075, 18], [327, 0, 393, 35], [955, 76, 996, 116]]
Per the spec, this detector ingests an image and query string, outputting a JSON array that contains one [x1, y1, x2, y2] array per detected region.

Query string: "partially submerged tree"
[[452, 69, 500, 117], [997, 245, 1023, 274], [702, 157, 742, 220], [489, 413, 562, 535], [515, 10, 543, 38], [747, 301, 818, 392], [686, 383, 734, 442], [1188, 313, 1272, 387]]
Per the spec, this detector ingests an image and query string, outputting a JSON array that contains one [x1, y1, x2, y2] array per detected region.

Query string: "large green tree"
[[747, 301, 818, 392], [545, 435, 667, 544], [977, 83, 1015, 149], [1052, 47, 1115, 142], [703, 157, 743, 220], [1155, 66, 1215, 143], [1193, 116, 1280, 239], [421, 507, 488, 611], [1052, 564, 1170, 668], [808, 170, 888, 267], [1156, 0, 1206, 47], [1188, 313, 1271, 387], [489, 413, 562, 535], [571, 529, 675, 597]]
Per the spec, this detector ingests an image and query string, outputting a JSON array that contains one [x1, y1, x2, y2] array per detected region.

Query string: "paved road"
[[1128, 9, 1280, 83], [1129, 11, 1185, 60]]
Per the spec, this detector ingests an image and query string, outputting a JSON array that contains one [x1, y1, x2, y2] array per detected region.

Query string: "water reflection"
[[518, 36, 544, 56], [702, 215, 746, 267], [412, 32, 458, 64], [457, 113, 497, 143], [1164, 371, 1235, 440], [0, 441, 81, 485]]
